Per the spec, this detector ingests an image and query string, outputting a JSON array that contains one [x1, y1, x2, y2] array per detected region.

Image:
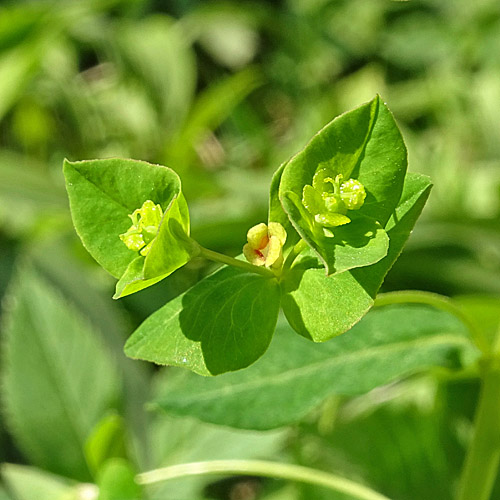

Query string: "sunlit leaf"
[[279, 95, 406, 275], [153, 305, 477, 430], [63, 158, 192, 297], [125, 266, 281, 375], [282, 173, 431, 341]]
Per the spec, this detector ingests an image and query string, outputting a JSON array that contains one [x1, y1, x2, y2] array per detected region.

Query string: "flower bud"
[[243, 222, 287, 269], [340, 178, 366, 210]]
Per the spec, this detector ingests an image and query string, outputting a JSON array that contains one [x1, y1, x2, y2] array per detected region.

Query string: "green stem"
[[492, 322, 500, 356], [376, 291, 500, 500], [456, 360, 500, 500], [374, 291, 489, 354], [197, 246, 275, 279], [136, 459, 390, 500], [281, 239, 308, 276]]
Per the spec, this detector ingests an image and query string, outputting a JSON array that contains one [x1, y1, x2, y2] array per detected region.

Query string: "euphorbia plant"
[[62, 96, 499, 500], [63, 95, 429, 375]]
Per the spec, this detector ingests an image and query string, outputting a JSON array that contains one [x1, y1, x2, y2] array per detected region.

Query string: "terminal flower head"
[[243, 222, 287, 269], [302, 168, 366, 232], [120, 200, 163, 256]]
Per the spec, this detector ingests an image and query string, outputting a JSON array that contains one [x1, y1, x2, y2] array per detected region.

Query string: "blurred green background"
[[1, 0, 500, 499]]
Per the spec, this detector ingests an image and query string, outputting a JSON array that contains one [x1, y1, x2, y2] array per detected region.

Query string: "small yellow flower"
[[243, 222, 287, 269], [120, 200, 163, 256], [302, 169, 366, 234]]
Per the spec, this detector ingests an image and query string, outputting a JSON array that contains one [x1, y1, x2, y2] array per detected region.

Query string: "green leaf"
[[318, 382, 463, 500], [63, 158, 180, 277], [164, 67, 262, 171], [268, 161, 300, 251], [148, 372, 286, 500], [63, 158, 192, 297], [29, 238, 152, 470], [1, 464, 79, 500], [125, 266, 281, 375], [114, 194, 192, 298], [279, 95, 406, 275], [153, 305, 477, 430], [84, 413, 127, 476], [97, 459, 141, 500], [282, 172, 431, 341], [143, 193, 191, 279], [114, 257, 164, 299], [282, 190, 389, 275], [116, 15, 196, 126], [1, 267, 120, 480]]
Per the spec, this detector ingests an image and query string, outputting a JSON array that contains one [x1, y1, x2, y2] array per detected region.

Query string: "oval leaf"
[[268, 161, 300, 251], [124, 266, 281, 375], [282, 172, 432, 341], [279, 95, 407, 275], [64, 158, 193, 297], [153, 305, 477, 430], [63, 158, 183, 277], [1, 267, 120, 480]]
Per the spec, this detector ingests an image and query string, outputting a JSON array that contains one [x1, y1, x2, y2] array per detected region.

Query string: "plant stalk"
[[456, 359, 500, 500], [197, 246, 276, 278], [376, 291, 500, 500], [281, 239, 308, 276], [136, 459, 390, 500], [375, 290, 489, 354]]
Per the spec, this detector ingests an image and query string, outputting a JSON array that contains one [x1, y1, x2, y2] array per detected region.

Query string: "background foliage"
[[1, 0, 500, 499]]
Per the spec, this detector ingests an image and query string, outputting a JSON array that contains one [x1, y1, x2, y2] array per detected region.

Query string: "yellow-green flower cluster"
[[120, 200, 163, 256], [302, 168, 366, 230]]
